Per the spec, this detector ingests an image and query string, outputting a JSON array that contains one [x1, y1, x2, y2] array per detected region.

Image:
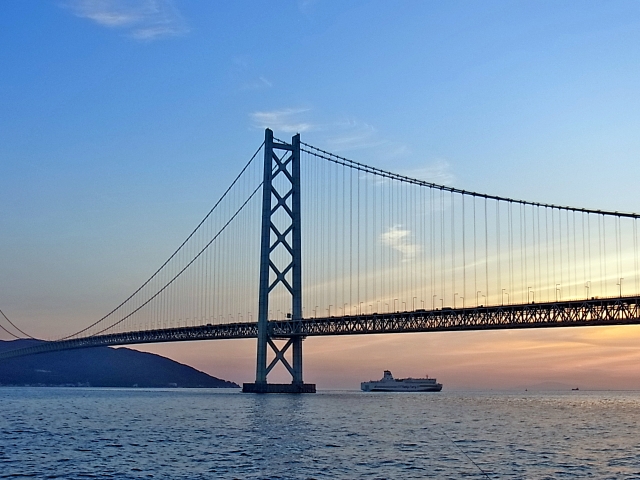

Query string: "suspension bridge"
[[2, 129, 640, 392]]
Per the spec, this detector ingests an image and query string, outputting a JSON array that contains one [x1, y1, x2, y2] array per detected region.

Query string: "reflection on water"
[[1, 388, 640, 479]]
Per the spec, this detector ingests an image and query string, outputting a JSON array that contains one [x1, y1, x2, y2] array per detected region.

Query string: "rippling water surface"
[[2, 387, 640, 479]]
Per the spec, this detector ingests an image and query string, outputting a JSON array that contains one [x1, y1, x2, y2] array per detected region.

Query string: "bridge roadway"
[[2, 295, 640, 360]]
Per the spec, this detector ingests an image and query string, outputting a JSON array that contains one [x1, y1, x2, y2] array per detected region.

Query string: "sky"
[[2, 0, 640, 389]]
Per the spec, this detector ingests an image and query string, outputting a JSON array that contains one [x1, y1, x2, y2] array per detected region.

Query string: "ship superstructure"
[[361, 370, 442, 392]]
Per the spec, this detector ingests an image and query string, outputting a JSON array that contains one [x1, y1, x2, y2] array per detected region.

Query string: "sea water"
[[1, 388, 640, 479]]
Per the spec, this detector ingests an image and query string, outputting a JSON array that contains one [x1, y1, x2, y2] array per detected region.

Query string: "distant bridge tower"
[[242, 129, 315, 393]]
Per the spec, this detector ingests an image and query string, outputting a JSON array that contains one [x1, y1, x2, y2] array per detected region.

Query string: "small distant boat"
[[361, 370, 442, 392], [572, 387, 579, 391]]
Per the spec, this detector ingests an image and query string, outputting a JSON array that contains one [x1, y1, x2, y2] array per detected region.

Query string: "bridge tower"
[[242, 129, 316, 393]]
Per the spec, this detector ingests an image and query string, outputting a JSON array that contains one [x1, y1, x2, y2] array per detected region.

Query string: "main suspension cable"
[[62, 143, 264, 340], [301, 142, 640, 218], [0, 308, 37, 339], [89, 183, 263, 337]]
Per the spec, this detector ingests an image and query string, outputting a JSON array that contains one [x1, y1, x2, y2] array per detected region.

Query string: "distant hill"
[[0, 340, 239, 388]]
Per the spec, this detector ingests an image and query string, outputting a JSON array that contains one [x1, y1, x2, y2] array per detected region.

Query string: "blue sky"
[[2, 1, 640, 388]]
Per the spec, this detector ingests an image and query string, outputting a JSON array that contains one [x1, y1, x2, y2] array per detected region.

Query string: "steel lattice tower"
[[242, 129, 315, 393]]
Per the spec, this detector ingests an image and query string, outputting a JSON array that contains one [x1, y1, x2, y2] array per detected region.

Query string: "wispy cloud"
[[64, 0, 189, 40], [232, 56, 274, 91], [380, 226, 420, 262], [241, 76, 273, 91], [248, 110, 417, 170], [250, 108, 314, 133], [298, 0, 319, 14], [325, 120, 387, 152], [401, 160, 455, 186]]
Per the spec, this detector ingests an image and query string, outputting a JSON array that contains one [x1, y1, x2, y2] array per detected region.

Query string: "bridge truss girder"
[[270, 296, 640, 336], [3, 296, 640, 361]]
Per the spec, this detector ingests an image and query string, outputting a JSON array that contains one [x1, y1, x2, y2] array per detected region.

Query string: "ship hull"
[[365, 385, 442, 392], [361, 370, 442, 392]]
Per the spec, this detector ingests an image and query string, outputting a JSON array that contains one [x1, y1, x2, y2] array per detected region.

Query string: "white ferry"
[[361, 370, 442, 392]]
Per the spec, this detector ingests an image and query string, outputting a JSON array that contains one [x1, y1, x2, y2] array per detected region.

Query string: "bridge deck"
[[2, 296, 640, 360]]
